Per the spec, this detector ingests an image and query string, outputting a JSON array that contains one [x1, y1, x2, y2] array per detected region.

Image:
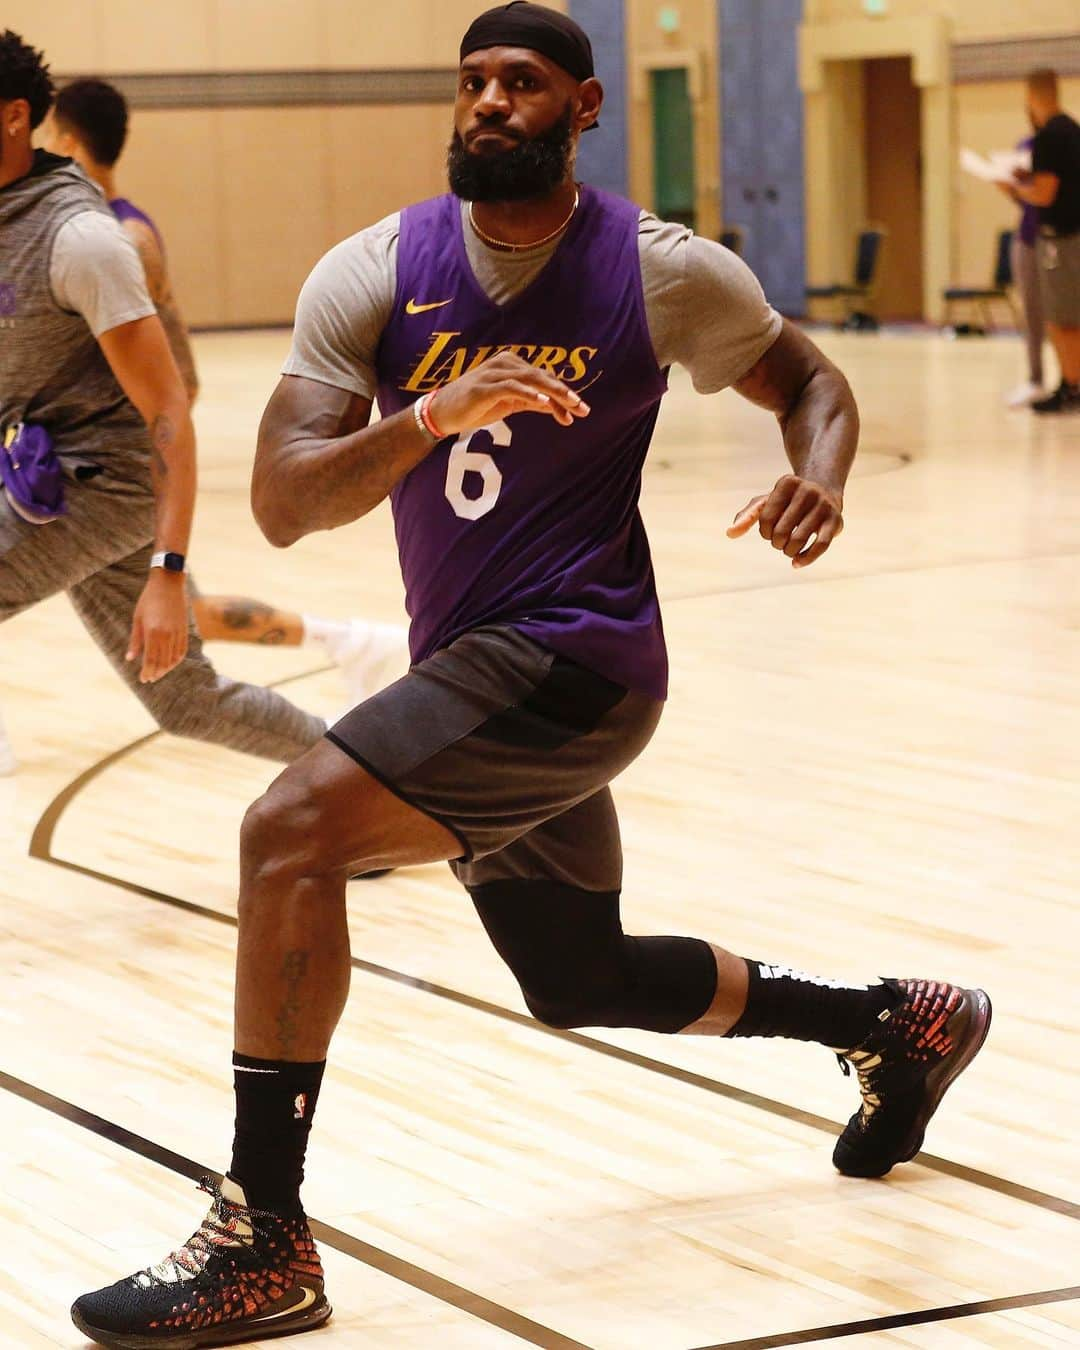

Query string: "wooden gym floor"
[[2, 329, 1078, 1347]]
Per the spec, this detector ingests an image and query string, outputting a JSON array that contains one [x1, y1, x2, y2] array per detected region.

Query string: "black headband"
[[460, 2, 595, 83]]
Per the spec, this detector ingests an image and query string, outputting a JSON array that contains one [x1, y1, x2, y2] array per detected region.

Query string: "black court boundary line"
[[20, 672, 1080, 1349], [0, 1068, 592, 1350], [690, 1284, 1080, 1349], [28, 716, 1080, 1228], [23, 865, 1080, 1350], [26, 698, 1080, 1228]]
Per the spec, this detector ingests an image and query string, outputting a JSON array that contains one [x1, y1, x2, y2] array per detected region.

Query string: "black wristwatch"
[[150, 550, 186, 574]]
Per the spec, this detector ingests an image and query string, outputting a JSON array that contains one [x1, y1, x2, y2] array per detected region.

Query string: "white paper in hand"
[[960, 147, 1030, 184]]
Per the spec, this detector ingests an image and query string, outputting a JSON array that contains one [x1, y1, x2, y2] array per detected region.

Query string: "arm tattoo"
[[150, 413, 174, 479], [222, 599, 275, 631], [275, 950, 310, 1059], [158, 302, 200, 403], [220, 599, 287, 644]]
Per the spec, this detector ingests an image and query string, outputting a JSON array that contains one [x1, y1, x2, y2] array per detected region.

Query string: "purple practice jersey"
[[375, 187, 670, 701], [109, 196, 164, 250]]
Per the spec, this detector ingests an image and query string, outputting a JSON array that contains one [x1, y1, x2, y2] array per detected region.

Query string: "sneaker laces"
[[834, 978, 950, 1124], [134, 1178, 277, 1289], [836, 1048, 885, 1122]]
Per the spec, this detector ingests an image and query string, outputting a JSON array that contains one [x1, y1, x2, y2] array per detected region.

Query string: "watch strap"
[[150, 550, 186, 573]]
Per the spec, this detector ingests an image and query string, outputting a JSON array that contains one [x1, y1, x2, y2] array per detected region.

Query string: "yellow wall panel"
[[804, 0, 1079, 42], [100, 0, 215, 73], [83, 101, 470, 329], [325, 104, 452, 243], [4, 0, 104, 73], [23, 0, 569, 76], [318, 0, 566, 69], [118, 109, 227, 328], [214, 0, 323, 70], [217, 107, 332, 326]]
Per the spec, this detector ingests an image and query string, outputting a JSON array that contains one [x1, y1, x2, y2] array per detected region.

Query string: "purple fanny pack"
[[1, 422, 67, 524]]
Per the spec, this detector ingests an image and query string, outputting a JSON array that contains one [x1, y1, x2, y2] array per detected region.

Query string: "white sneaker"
[[322, 620, 409, 704], [1005, 381, 1047, 408], [0, 709, 16, 776]]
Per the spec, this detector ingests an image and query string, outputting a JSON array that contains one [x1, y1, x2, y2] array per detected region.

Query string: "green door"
[[651, 67, 696, 228]]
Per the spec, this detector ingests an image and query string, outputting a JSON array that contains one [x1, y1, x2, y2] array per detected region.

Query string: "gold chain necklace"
[[468, 189, 580, 253]]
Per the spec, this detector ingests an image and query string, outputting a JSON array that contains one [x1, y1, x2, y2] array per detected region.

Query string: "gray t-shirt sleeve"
[[49, 210, 156, 338], [281, 213, 399, 401], [639, 212, 783, 393]]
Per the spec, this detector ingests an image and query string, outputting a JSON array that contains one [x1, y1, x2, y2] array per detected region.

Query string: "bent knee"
[[240, 779, 330, 881]]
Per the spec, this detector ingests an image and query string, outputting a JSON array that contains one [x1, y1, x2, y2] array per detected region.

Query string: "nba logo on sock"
[[294, 1092, 307, 1120]]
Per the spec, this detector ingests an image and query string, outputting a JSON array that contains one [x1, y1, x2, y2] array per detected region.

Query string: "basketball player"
[[41, 77, 406, 690], [73, 7, 991, 1344], [0, 31, 326, 771]]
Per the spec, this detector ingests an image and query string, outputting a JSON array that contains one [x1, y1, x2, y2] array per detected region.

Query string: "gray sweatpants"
[[1012, 236, 1045, 385], [0, 470, 325, 762]]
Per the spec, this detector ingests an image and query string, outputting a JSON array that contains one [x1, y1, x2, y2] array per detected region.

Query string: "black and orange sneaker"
[[833, 978, 992, 1178], [71, 1176, 330, 1348]]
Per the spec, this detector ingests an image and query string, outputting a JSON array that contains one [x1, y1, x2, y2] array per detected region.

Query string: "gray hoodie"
[[0, 152, 150, 481]]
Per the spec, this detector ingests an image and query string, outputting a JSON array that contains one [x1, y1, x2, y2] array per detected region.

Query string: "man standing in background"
[[1007, 69, 1080, 414]]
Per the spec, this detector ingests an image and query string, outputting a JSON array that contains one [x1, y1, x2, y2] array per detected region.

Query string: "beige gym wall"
[[803, 0, 1078, 42], [8, 1, 530, 74], [16, 1, 1080, 326], [14, 0, 567, 325]]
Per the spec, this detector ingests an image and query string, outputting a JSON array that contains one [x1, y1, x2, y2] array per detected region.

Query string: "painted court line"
[[0, 1068, 592, 1350]]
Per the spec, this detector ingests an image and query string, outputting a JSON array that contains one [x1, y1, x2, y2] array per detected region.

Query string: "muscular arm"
[[253, 354, 584, 548], [97, 314, 196, 677], [124, 218, 200, 404], [735, 318, 858, 495], [728, 319, 858, 567], [98, 314, 196, 555], [252, 376, 428, 547]]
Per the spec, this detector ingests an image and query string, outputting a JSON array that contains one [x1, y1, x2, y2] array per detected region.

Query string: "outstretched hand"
[[727, 474, 844, 569]]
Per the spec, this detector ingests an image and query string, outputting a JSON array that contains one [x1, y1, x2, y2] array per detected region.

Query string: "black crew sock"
[[230, 1052, 326, 1216], [725, 960, 903, 1049]]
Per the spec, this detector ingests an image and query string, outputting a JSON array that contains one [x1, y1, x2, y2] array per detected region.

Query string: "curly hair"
[[55, 78, 129, 166], [0, 30, 54, 129]]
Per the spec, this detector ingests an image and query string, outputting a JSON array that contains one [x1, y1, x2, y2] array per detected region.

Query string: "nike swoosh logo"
[[251, 1285, 319, 1322], [406, 298, 453, 314]]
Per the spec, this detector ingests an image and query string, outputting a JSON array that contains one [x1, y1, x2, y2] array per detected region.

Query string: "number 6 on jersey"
[[444, 420, 510, 521]]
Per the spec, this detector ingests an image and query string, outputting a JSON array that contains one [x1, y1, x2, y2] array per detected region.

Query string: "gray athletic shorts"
[[327, 624, 663, 892], [1038, 230, 1080, 326]]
